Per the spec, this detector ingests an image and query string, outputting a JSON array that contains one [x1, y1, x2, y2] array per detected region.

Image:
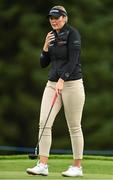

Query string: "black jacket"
[[40, 23, 82, 82]]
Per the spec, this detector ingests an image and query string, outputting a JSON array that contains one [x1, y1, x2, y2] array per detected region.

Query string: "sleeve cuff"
[[60, 72, 70, 81], [42, 50, 49, 55]]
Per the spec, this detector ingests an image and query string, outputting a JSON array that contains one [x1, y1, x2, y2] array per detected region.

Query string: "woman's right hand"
[[43, 31, 55, 52]]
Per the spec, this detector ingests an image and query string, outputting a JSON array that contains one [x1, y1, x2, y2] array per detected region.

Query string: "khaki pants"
[[39, 79, 85, 159]]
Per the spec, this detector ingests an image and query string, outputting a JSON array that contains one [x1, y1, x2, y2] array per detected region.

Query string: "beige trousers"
[[39, 79, 85, 159]]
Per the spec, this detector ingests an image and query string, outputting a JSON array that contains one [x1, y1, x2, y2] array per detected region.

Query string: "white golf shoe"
[[26, 162, 49, 176], [62, 166, 83, 177]]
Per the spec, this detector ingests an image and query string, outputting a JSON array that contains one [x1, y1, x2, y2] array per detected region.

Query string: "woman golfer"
[[27, 5, 85, 177]]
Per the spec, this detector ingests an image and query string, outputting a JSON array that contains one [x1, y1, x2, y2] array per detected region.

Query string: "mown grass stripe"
[[0, 154, 113, 160]]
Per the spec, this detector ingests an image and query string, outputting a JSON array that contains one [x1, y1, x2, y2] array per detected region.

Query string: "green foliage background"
[[0, 0, 113, 151]]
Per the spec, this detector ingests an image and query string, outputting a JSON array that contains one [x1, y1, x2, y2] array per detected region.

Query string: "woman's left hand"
[[55, 78, 64, 95]]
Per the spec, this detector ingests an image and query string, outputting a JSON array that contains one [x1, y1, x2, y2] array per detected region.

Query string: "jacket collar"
[[53, 23, 70, 35]]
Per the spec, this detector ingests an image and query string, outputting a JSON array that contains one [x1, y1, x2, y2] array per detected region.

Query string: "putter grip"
[[51, 93, 58, 107]]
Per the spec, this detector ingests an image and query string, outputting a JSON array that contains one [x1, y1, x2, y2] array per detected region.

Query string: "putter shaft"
[[32, 92, 58, 157]]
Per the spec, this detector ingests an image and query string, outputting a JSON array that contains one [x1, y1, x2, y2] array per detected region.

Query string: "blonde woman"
[[26, 5, 85, 177]]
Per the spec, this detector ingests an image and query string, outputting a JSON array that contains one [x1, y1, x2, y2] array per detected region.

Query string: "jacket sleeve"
[[60, 28, 81, 81], [40, 51, 51, 68]]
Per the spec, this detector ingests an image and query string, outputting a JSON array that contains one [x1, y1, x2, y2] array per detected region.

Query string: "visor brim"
[[48, 13, 61, 18]]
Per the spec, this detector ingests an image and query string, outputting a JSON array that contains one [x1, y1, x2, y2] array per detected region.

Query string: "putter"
[[28, 92, 58, 159]]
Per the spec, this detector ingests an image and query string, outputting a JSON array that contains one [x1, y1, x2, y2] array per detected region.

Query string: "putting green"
[[0, 155, 113, 180]]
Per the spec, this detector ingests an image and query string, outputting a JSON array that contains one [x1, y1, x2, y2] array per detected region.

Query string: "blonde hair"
[[52, 5, 68, 23]]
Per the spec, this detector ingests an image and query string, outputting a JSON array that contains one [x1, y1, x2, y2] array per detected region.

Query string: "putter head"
[[28, 147, 38, 159], [28, 153, 38, 159]]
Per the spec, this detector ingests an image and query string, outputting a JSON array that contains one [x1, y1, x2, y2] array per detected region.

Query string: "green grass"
[[0, 155, 113, 179]]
